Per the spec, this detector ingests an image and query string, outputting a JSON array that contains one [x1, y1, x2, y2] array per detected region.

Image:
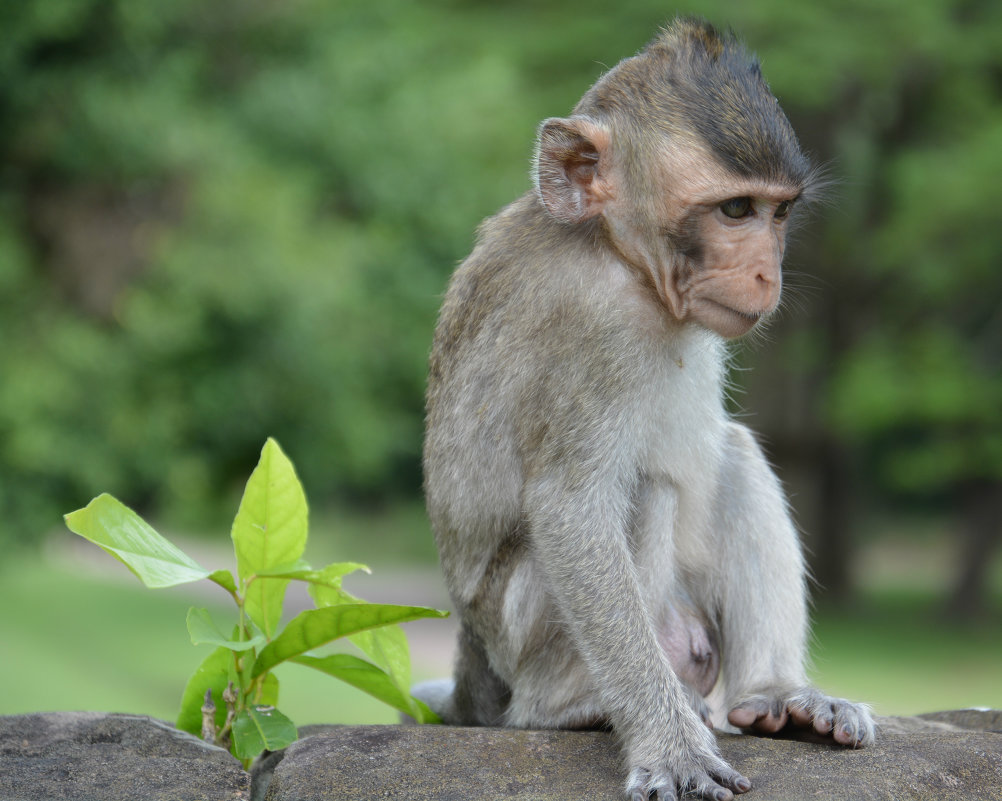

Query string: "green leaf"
[[187, 607, 265, 652], [232, 705, 297, 760], [307, 577, 361, 609], [307, 573, 430, 704], [232, 438, 309, 638], [349, 625, 412, 701], [412, 696, 441, 724], [293, 653, 410, 713], [64, 494, 209, 588], [177, 646, 233, 736], [252, 603, 449, 678], [209, 569, 238, 596], [259, 672, 280, 708], [259, 561, 369, 585], [293, 654, 438, 723], [252, 559, 314, 577]]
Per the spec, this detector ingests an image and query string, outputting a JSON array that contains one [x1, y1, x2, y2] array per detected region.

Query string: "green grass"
[[0, 553, 405, 725], [810, 593, 1002, 715], [1, 526, 999, 726]]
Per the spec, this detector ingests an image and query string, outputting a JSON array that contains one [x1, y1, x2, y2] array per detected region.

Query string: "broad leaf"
[[231, 439, 308, 638], [349, 624, 413, 700], [251, 559, 313, 577], [232, 705, 297, 759], [258, 672, 280, 708], [186, 607, 265, 652], [259, 561, 369, 585], [252, 603, 449, 678], [64, 494, 209, 588], [177, 646, 233, 736], [308, 575, 415, 700], [307, 576, 361, 609], [209, 569, 239, 596], [293, 653, 437, 722]]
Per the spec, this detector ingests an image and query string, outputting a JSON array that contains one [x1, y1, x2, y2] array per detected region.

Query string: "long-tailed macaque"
[[420, 18, 874, 801]]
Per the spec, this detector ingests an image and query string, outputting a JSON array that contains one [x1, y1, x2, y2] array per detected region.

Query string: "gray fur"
[[423, 18, 873, 801]]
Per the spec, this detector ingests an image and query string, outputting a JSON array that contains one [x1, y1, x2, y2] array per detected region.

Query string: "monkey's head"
[[533, 17, 814, 339]]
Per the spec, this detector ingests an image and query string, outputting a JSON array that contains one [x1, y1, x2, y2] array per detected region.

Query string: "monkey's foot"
[[625, 746, 750, 801], [728, 687, 875, 747], [409, 677, 456, 723]]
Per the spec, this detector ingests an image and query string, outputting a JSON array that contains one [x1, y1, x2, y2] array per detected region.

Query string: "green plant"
[[63, 438, 447, 766]]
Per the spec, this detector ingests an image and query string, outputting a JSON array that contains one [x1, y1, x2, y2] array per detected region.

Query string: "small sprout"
[[64, 438, 449, 766], [200, 689, 216, 743]]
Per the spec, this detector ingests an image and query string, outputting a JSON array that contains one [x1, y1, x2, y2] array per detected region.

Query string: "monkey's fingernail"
[[735, 777, 751, 792], [714, 790, 730, 801]]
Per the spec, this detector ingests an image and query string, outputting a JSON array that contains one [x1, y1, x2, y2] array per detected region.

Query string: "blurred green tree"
[[0, 0, 999, 613], [730, 0, 1002, 610]]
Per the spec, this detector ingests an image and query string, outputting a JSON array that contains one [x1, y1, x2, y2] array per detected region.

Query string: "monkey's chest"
[[633, 348, 728, 490]]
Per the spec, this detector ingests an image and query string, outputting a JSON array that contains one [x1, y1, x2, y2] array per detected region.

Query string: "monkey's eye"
[[719, 197, 753, 219], [774, 200, 792, 220]]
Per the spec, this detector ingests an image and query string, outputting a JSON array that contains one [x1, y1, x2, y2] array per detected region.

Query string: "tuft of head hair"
[[576, 17, 812, 190]]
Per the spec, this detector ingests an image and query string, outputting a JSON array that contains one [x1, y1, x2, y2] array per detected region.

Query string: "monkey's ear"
[[534, 117, 613, 224]]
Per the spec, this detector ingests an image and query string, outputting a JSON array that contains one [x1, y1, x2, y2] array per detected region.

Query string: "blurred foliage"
[[0, 0, 999, 559]]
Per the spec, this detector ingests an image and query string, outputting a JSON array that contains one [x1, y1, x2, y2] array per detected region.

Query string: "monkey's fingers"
[[704, 762, 753, 798], [627, 761, 751, 801], [787, 704, 813, 727], [786, 701, 833, 736], [627, 767, 677, 801], [727, 697, 788, 734], [830, 699, 875, 747], [787, 689, 876, 747], [685, 765, 752, 801]]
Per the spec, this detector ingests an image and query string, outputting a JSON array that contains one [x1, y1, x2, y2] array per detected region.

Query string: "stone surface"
[[262, 712, 1002, 801], [0, 711, 249, 801], [2, 710, 1000, 801], [919, 708, 1002, 731]]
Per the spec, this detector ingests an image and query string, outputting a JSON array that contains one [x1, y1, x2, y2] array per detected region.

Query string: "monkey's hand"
[[728, 687, 875, 747], [625, 720, 751, 801]]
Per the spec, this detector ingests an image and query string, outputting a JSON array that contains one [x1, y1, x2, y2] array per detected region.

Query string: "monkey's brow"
[[692, 188, 803, 209]]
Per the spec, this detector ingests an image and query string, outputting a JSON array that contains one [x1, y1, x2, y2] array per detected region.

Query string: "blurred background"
[[1, 0, 999, 725]]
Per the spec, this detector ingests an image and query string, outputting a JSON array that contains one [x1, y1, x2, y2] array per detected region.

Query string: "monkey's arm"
[[523, 454, 749, 801]]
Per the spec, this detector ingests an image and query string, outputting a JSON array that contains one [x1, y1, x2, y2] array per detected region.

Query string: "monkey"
[[419, 18, 874, 801]]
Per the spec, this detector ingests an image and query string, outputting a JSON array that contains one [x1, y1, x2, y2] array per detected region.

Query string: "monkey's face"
[[675, 191, 793, 338], [535, 119, 808, 340], [605, 143, 801, 339]]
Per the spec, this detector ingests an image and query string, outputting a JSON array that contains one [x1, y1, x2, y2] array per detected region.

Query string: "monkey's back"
[[424, 193, 694, 607]]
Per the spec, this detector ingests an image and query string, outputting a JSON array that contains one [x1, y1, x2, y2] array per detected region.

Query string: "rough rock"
[[1, 710, 999, 801], [0, 711, 249, 801], [262, 711, 1002, 801]]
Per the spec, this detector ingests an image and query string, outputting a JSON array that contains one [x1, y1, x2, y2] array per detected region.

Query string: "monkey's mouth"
[[695, 299, 767, 338], [725, 305, 763, 323]]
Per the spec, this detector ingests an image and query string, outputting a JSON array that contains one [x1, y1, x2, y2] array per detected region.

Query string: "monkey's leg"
[[447, 621, 512, 726], [705, 423, 875, 747]]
